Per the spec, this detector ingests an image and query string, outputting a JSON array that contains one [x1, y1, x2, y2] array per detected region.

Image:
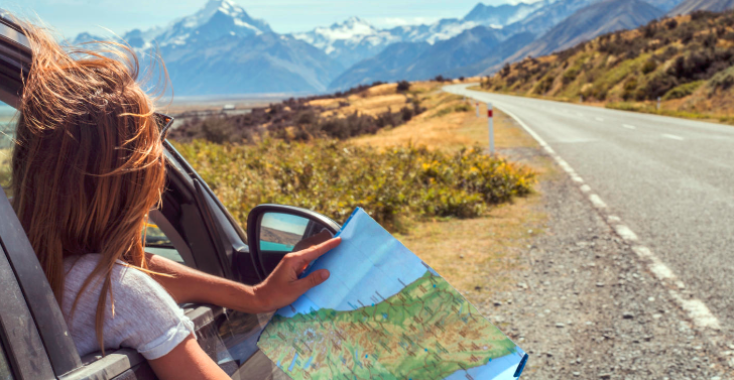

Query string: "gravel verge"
[[478, 145, 732, 379]]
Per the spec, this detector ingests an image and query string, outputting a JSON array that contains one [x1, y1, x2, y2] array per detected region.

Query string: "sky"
[[6, 0, 539, 39]]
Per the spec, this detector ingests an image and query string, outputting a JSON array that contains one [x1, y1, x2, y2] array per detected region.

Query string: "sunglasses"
[[154, 113, 174, 141]]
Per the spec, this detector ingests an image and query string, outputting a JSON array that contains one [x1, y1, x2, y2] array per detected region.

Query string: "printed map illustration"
[[258, 208, 528, 380]]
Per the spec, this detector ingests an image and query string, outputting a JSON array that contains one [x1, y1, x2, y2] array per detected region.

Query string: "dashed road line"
[[663, 133, 684, 141], [622, 124, 637, 130], [488, 100, 722, 333], [595, 117, 604, 122]]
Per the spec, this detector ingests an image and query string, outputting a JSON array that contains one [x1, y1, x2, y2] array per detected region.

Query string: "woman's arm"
[[148, 335, 230, 380], [145, 237, 340, 314]]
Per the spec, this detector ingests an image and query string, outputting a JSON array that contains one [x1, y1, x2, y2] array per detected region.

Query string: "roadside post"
[[475, 102, 479, 117], [487, 103, 495, 154], [657, 96, 661, 111]]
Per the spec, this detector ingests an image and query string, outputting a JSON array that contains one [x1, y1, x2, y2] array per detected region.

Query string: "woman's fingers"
[[292, 237, 341, 263], [294, 269, 330, 293]]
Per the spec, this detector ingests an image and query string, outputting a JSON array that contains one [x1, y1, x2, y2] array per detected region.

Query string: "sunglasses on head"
[[154, 113, 174, 141]]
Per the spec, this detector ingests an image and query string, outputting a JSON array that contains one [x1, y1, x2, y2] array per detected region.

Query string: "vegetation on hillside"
[[175, 139, 533, 232], [481, 11, 734, 120], [170, 81, 425, 144], [170, 82, 534, 231]]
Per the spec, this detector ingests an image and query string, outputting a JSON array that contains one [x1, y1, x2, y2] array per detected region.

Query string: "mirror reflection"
[[258, 212, 331, 254]]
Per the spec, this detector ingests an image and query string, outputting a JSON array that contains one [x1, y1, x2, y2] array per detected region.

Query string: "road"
[[445, 84, 734, 338]]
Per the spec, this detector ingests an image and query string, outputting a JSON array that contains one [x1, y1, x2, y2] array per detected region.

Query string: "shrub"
[[666, 19, 678, 30], [662, 80, 704, 100], [641, 59, 657, 74], [636, 73, 678, 100], [397, 80, 411, 92], [708, 66, 734, 92], [175, 140, 535, 231]]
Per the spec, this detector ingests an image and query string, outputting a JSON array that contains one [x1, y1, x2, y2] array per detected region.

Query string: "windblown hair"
[[11, 21, 167, 353]]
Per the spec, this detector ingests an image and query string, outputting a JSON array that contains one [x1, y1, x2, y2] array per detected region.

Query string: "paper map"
[[257, 208, 528, 380]]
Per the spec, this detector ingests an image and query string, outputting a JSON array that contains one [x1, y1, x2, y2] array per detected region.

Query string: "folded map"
[[258, 208, 528, 380]]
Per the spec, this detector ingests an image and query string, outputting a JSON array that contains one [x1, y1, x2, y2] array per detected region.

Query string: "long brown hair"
[[11, 20, 167, 353]]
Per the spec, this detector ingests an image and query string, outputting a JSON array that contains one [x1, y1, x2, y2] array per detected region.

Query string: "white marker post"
[[475, 102, 479, 117], [487, 103, 495, 154], [657, 96, 661, 111]]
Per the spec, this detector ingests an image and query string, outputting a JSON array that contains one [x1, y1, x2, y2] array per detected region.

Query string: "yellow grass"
[[397, 193, 546, 305], [351, 91, 538, 153]]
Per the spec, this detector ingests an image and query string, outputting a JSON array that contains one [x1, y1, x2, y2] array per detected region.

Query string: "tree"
[[397, 80, 411, 92]]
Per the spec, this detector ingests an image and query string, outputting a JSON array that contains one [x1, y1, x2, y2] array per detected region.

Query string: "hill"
[[669, 0, 734, 15], [480, 10, 734, 119], [503, 0, 665, 67]]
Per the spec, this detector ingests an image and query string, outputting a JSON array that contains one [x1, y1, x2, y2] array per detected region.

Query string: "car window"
[[0, 338, 14, 380], [144, 219, 186, 264], [0, 101, 15, 200]]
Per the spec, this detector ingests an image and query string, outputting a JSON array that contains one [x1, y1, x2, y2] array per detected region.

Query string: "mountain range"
[[73, 0, 734, 95]]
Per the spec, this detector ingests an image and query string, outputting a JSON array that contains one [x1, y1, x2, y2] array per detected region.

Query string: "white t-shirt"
[[62, 254, 195, 360]]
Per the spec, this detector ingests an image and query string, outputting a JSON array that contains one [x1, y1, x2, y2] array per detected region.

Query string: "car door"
[[0, 13, 341, 379]]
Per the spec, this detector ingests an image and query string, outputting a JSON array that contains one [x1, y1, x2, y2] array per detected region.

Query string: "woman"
[[11, 19, 338, 380]]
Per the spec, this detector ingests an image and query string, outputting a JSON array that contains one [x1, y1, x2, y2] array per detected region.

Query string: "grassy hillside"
[[481, 10, 734, 122]]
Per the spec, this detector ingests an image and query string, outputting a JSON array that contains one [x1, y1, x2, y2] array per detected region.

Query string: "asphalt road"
[[445, 84, 734, 337]]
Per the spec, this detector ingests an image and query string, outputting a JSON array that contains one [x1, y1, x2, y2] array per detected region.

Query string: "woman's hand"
[[253, 237, 341, 312]]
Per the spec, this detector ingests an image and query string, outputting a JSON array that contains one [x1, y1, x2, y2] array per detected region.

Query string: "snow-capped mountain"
[[389, 19, 488, 45], [74, 0, 342, 95], [463, 1, 549, 27], [154, 0, 272, 47], [292, 17, 401, 68]]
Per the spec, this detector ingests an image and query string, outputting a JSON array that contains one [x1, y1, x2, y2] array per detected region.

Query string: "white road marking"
[[588, 194, 607, 209], [669, 291, 721, 330], [595, 117, 604, 122], [614, 224, 638, 242], [622, 124, 637, 130], [663, 133, 684, 141], [481, 96, 723, 333]]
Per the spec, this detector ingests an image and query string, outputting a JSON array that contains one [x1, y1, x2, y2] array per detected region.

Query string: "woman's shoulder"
[[64, 254, 172, 306]]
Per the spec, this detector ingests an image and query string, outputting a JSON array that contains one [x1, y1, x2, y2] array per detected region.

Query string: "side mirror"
[[246, 204, 340, 276]]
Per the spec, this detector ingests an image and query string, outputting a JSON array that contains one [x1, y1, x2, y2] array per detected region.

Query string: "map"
[[258, 208, 528, 380]]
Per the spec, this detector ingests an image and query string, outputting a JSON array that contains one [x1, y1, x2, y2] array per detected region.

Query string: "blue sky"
[[7, 0, 536, 39]]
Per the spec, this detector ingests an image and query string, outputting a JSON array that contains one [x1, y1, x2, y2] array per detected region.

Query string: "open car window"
[[0, 101, 14, 200]]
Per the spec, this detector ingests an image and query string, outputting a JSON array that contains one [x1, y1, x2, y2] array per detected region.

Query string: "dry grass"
[[351, 91, 538, 152], [396, 193, 546, 305]]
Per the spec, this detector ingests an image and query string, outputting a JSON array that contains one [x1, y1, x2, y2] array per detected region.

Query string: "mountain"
[[668, 0, 734, 15], [446, 31, 537, 78], [328, 42, 431, 89], [74, 0, 342, 95], [155, 0, 272, 47], [160, 33, 342, 95], [330, 26, 505, 89], [502, 0, 603, 37], [463, 1, 549, 27], [292, 17, 400, 68], [646, 0, 688, 11], [502, 0, 664, 66]]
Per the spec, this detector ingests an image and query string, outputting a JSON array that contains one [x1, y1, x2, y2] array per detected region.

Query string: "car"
[[0, 14, 341, 380]]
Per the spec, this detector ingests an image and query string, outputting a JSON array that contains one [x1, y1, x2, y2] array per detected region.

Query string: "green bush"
[[662, 80, 704, 100], [175, 139, 535, 232]]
